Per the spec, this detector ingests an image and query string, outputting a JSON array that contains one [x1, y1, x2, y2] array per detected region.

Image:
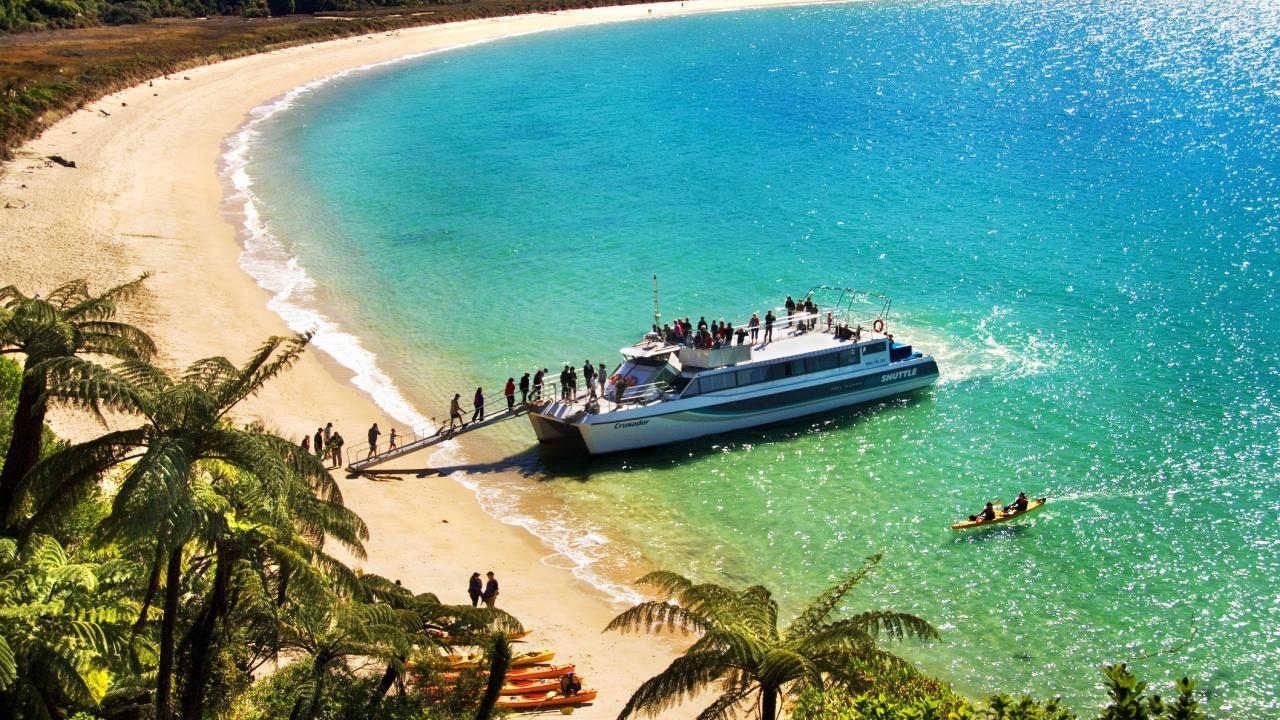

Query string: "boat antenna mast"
[[652, 274, 662, 329]]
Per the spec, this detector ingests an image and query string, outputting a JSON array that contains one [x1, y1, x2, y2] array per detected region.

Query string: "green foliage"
[[237, 661, 439, 720], [0, 534, 140, 717], [0, 355, 21, 462], [606, 554, 940, 720]]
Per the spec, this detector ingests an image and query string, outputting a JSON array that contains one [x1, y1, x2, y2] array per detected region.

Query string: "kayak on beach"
[[495, 688, 598, 710], [440, 662, 576, 683], [952, 498, 1047, 530], [444, 648, 555, 668]]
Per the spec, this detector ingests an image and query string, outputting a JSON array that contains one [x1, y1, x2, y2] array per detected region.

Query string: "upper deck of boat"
[[622, 315, 890, 373]]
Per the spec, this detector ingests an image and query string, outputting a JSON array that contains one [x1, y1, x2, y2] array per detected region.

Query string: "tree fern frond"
[[814, 611, 940, 644], [76, 321, 157, 362], [635, 570, 696, 598], [0, 635, 15, 690], [618, 650, 731, 720], [605, 600, 712, 636], [694, 689, 753, 720], [37, 356, 148, 421], [785, 554, 882, 641]]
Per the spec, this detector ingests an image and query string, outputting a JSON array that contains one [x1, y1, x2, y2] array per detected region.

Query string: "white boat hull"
[[530, 357, 939, 455]]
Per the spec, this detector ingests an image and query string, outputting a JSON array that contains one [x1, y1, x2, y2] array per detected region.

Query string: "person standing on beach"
[[468, 572, 483, 607], [504, 377, 516, 412], [367, 423, 381, 458], [449, 393, 464, 430], [328, 431, 344, 468], [323, 422, 333, 446], [482, 571, 500, 608], [472, 387, 485, 423], [313, 428, 324, 458], [388, 428, 397, 451], [519, 372, 531, 405], [764, 310, 775, 343], [301, 435, 311, 454]]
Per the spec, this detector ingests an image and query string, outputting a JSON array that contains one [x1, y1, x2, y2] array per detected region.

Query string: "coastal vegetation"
[[605, 555, 942, 720], [0, 277, 522, 720], [0, 277, 1218, 719]]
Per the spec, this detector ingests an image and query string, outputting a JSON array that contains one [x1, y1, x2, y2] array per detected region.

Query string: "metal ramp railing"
[[344, 391, 532, 474]]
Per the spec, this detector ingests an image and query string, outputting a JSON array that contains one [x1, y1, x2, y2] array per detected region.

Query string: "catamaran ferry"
[[527, 287, 939, 454]]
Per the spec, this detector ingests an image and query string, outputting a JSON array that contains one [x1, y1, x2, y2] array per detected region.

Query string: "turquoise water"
[[238, 0, 1280, 714]]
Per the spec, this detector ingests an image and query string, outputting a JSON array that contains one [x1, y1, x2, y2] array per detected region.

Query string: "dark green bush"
[[103, 1, 151, 23]]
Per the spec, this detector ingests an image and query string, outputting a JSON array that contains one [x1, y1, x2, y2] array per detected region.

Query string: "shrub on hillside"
[[103, 1, 151, 23]]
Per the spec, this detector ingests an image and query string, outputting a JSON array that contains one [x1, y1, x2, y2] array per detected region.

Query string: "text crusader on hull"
[[526, 287, 939, 455]]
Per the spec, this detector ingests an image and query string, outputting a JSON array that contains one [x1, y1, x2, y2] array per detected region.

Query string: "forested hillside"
[[1, 0, 444, 31]]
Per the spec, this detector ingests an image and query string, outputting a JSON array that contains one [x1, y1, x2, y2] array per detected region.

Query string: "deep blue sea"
[[231, 0, 1280, 714]]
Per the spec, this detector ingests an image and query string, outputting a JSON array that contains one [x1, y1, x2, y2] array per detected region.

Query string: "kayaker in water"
[[976, 502, 997, 522], [1005, 492, 1030, 513]]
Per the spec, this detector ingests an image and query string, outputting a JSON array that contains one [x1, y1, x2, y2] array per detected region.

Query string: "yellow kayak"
[[510, 649, 555, 667], [952, 498, 1046, 530], [445, 648, 554, 669]]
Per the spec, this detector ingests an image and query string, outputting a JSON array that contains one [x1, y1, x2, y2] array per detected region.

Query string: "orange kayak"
[[441, 663, 576, 683], [500, 677, 562, 695], [496, 689, 598, 710]]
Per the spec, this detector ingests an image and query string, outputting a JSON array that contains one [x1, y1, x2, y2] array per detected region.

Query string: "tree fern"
[[607, 556, 938, 720]]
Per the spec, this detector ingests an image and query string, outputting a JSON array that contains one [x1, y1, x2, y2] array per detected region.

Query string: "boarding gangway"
[[342, 379, 587, 473], [344, 395, 528, 474]]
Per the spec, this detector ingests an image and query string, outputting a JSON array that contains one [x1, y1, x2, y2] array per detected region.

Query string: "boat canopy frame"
[[804, 286, 891, 328]]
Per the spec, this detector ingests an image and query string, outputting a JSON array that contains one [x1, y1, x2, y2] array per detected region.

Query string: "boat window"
[[737, 366, 767, 386], [804, 357, 820, 374], [788, 359, 804, 377], [683, 378, 700, 397], [840, 349, 858, 366], [861, 341, 886, 357], [766, 363, 787, 381], [815, 353, 840, 371], [700, 373, 737, 393]]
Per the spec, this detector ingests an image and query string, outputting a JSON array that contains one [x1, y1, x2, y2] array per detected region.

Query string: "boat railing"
[[340, 385, 528, 465], [529, 377, 674, 416]]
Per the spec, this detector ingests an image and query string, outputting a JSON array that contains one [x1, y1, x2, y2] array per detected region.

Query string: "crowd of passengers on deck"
[[653, 295, 873, 349]]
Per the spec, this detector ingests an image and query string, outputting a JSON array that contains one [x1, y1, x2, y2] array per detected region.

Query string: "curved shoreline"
[[0, 1, 857, 716]]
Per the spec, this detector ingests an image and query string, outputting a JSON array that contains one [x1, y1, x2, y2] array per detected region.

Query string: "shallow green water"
[[232, 0, 1280, 713]]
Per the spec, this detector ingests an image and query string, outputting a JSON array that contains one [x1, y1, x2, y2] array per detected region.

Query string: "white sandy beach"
[[0, 1, 845, 715]]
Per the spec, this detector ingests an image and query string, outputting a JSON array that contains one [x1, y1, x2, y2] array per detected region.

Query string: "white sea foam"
[[221, 38, 648, 609]]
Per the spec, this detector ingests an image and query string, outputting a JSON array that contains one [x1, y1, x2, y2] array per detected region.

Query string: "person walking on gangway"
[[504, 377, 516, 412], [366, 423, 381, 459], [519, 372, 531, 405], [472, 387, 485, 423], [449, 393, 464, 431]]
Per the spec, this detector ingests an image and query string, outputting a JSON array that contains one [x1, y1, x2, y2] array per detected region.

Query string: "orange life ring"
[[609, 373, 621, 384], [624, 376, 638, 387], [872, 318, 886, 333]]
